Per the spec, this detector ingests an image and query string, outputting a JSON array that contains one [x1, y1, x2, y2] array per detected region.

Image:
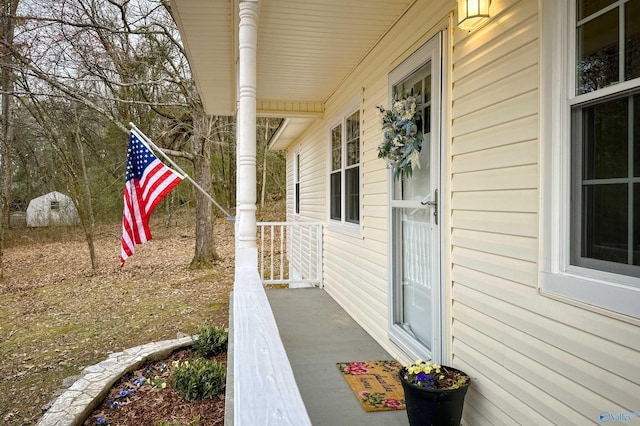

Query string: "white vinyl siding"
[[452, 0, 640, 424], [318, 0, 455, 354], [322, 88, 391, 347], [284, 0, 640, 424], [286, 132, 326, 223], [286, 0, 453, 351]]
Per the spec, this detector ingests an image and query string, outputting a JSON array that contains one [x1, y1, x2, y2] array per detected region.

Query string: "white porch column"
[[236, 0, 259, 269]]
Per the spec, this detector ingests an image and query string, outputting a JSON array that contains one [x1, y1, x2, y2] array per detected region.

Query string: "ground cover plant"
[[0, 206, 247, 425], [85, 349, 226, 425], [85, 325, 229, 425], [172, 357, 226, 402], [193, 323, 229, 359]]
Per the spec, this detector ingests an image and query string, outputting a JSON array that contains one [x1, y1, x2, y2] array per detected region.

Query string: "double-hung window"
[[330, 110, 360, 226], [294, 152, 301, 215], [541, 0, 640, 318]]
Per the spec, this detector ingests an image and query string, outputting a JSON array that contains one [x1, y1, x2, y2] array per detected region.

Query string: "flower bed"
[[85, 349, 226, 426]]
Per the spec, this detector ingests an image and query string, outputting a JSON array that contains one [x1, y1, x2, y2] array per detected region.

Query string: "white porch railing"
[[232, 263, 312, 425], [257, 222, 323, 287], [229, 222, 323, 424]]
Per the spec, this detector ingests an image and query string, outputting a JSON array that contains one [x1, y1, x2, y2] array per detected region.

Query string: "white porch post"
[[236, 0, 259, 270], [232, 4, 311, 423]]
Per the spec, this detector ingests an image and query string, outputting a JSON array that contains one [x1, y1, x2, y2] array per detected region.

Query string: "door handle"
[[420, 189, 438, 225]]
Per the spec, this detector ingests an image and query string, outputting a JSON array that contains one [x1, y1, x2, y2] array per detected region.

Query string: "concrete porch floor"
[[266, 287, 410, 426]]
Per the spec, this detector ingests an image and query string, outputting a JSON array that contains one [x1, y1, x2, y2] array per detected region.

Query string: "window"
[[571, 95, 640, 276], [329, 110, 360, 225], [50, 201, 60, 211], [294, 152, 300, 215], [572, 0, 640, 276], [541, 0, 640, 318]]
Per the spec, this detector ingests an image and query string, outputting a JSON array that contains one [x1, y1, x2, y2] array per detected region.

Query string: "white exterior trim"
[[325, 95, 363, 236], [539, 0, 640, 320], [236, 0, 258, 265], [386, 31, 446, 362], [233, 3, 312, 424], [233, 267, 311, 425]]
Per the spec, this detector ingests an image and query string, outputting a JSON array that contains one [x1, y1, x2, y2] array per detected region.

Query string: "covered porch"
[[168, 0, 421, 423], [228, 287, 409, 426]]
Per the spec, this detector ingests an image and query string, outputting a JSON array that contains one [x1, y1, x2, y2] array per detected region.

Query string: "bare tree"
[[7, 0, 229, 267], [0, 0, 19, 279], [15, 90, 100, 268], [72, 105, 97, 269]]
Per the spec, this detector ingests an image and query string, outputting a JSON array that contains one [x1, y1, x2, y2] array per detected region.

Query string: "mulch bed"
[[84, 349, 226, 426]]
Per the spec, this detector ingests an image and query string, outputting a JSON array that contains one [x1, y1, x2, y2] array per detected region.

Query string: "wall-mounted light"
[[457, 0, 491, 31]]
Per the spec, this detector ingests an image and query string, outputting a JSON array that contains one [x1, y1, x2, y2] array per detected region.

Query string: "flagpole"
[[129, 122, 234, 221]]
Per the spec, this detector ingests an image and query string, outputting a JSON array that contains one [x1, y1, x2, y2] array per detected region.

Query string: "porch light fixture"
[[457, 0, 491, 31]]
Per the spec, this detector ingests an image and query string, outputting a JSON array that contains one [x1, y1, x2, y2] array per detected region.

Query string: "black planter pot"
[[399, 367, 470, 426]]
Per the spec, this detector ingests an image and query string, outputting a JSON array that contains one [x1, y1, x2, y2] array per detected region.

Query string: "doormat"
[[336, 360, 406, 412]]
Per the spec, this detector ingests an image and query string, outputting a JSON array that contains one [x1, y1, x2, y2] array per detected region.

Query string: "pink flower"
[[383, 399, 404, 409], [350, 361, 368, 368], [358, 390, 369, 398], [344, 365, 369, 375]]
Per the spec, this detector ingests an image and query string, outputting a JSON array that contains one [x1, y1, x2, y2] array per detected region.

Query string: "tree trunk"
[[188, 111, 218, 268], [165, 190, 176, 228], [190, 141, 216, 268], [0, 0, 19, 279], [260, 120, 269, 209], [229, 128, 236, 209], [74, 118, 97, 269]]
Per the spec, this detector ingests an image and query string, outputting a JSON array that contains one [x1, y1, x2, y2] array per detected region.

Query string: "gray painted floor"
[[266, 288, 409, 426]]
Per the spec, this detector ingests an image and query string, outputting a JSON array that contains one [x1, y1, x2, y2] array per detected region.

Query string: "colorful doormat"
[[336, 360, 406, 412]]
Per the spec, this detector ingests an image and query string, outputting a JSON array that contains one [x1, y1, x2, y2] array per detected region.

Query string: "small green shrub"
[[193, 323, 228, 358], [171, 359, 226, 401]]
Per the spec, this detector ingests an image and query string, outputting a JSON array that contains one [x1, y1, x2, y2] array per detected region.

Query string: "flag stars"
[[125, 136, 158, 181], [121, 130, 183, 266]]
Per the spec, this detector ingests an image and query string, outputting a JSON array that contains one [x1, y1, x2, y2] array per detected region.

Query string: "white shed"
[[26, 191, 79, 227]]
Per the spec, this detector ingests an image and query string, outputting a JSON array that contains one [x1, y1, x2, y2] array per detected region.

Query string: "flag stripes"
[[120, 130, 183, 266]]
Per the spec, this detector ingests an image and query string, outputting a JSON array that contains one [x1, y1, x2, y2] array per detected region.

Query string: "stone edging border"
[[37, 335, 195, 426]]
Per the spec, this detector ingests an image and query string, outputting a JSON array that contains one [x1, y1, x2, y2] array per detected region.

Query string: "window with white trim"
[[572, 0, 640, 277], [294, 152, 300, 215], [330, 110, 360, 225], [541, 0, 640, 318]]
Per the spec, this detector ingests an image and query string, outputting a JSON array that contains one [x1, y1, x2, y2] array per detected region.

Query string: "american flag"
[[120, 130, 183, 266]]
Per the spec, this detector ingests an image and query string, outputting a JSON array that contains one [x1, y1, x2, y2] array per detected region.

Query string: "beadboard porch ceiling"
[[169, 0, 416, 148]]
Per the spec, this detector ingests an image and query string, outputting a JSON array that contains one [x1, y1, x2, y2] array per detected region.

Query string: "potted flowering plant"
[[399, 360, 470, 426], [377, 95, 423, 180]]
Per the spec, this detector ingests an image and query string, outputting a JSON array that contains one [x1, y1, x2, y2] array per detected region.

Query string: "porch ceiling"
[[170, 0, 415, 148]]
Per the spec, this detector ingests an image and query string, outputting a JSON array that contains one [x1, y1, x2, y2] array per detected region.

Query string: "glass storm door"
[[389, 34, 442, 361]]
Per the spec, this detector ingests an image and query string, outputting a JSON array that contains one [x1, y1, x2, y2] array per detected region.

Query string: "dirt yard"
[[0, 204, 281, 425]]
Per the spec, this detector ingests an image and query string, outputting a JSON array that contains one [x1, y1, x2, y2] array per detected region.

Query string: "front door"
[[389, 34, 442, 361]]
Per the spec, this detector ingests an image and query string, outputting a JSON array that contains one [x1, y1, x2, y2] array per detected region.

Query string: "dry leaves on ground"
[[0, 203, 285, 425], [84, 349, 226, 426], [0, 209, 236, 425]]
